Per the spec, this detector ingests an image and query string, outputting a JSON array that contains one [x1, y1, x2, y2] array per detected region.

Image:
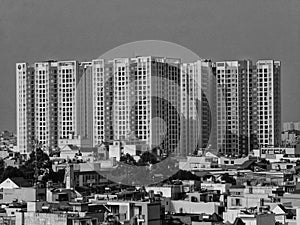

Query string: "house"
[[271, 204, 288, 225], [223, 208, 276, 225], [0, 178, 46, 203], [227, 185, 278, 209], [0, 177, 32, 189]]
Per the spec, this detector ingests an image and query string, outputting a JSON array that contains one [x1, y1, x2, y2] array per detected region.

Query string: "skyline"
[[1, 0, 300, 131]]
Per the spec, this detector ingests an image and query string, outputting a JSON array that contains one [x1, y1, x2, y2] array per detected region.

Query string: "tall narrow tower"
[[255, 60, 281, 147]]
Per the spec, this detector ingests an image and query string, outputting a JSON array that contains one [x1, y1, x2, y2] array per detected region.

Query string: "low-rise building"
[[168, 200, 223, 215], [223, 208, 276, 225], [179, 155, 219, 171], [227, 185, 279, 209], [145, 185, 184, 200], [253, 146, 300, 162], [200, 182, 232, 194], [0, 178, 46, 203]]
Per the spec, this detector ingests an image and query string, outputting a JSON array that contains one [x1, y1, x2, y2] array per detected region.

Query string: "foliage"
[[120, 153, 136, 165], [0, 148, 64, 184], [138, 151, 158, 165], [1, 166, 24, 181], [25, 148, 51, 170], [168, 170, 200, 181], [220, 173, 236, 185]]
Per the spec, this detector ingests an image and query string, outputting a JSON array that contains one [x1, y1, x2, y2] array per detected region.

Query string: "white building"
[[216, 60, 252, 156], [256, 60, 281, 147], [180, 60, 215, 156], [16, 63, 30, 154], [16, 60, 93, 153], [223, 208, 276, 225]]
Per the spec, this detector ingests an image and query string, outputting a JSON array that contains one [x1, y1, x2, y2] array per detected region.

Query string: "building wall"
[[180, 61, 202, 156], [17, 58, 281, 155], [34, 62, 57, 149], [57, 61, 78, 140], [92, 59, 114, 146], [16, 212, 68, 225], [170, 201, 219, 215], [0, 179, 19, 189], [256, 60, 281, 147], [16, 63, 29, 154], [0, 188, 38, 203], [77, 62, 93, 147], [283, 122, 295, 132], [244, 213, 275, 225], [216, 60, 252, 156], [223, 209, 240, 223], [144, 203, 161, 225], [16, 60, 93, 153], [150, 57, 181, 155], [201, 183, 231, 194], [180, 60, 216, 156]]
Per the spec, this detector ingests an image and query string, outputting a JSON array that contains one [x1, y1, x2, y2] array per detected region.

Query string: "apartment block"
[[180, 60, 216, 156], [216, 60, 252, 156], [17, 57, 281, 157], [256, 60, 281, 147], [16, 60, 93, 154], [216, 59, 281, 156]]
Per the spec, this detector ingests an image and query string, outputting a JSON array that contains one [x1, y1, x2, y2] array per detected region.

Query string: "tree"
[[1, 166, 24, 181], [120, 153, 136, 165], [139, 151, 157, 165], [220, 173, 236, 185], [168, 170, 200, 181], [0, 158, 4, 173]]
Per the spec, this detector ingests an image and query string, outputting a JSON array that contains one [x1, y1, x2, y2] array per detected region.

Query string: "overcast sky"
[[0, 0, 299, 131]]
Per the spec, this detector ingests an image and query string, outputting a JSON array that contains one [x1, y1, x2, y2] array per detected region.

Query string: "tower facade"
[[216, 60, 252, 156], [16, 60, 93, 153], [16, 57, 281, 156], [110, 56, 181, 154], [255, 60, 281, 147], [16, 63, 32, 154], [180, 60, 216, 156]]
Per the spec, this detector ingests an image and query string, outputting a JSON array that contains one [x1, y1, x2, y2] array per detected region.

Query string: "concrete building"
[[0, 177, 46, 204], [166, 200, 224, 215], [216, 60, 252, 156], [294, 122, 300, 131], [252, 146, 300, 162], [178, 155, 219, 171], [227, 185, 279, 210], [283, 122, 295, 132], [223, 208, 276, 225], [17, 57, 281, 158], [180, 60, 216, 156], [34, 61, 59, 151], [81, 56, 184, 155], [57, 61, 93, 149], [91, 59, 114, 147], [16, 60, 93, 154], [145, 185, 184, 200], [215, 59, 281, 156], [61, 162, 113, 189], [281, 130, 300, 146], [16, 63, 34, 154], [110, 56, 182, 155], [200, 182, 232, 194], [255, 60, 281, 148]]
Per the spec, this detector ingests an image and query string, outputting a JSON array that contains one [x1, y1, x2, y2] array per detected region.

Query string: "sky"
[[0, 0, 299, 132]]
